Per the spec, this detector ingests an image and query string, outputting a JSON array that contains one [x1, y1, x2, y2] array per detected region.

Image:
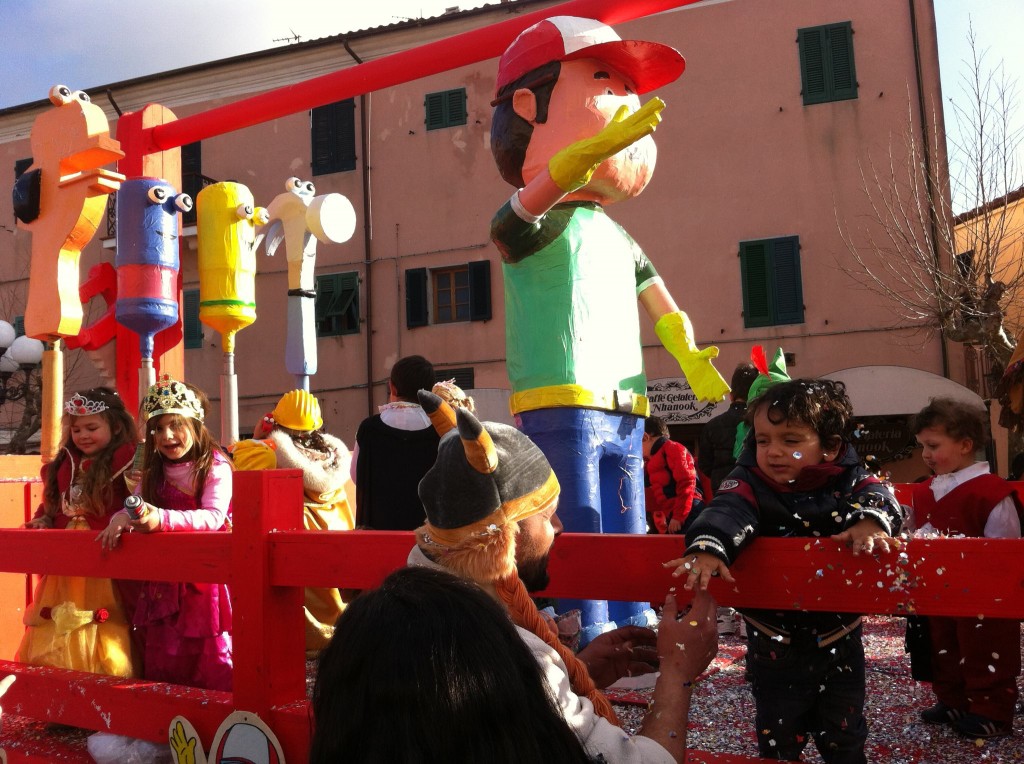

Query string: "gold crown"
[[142, 374, 204, 422]]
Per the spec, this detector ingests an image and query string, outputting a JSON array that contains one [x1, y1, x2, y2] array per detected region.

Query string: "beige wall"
[[0, 0, 954, 454]]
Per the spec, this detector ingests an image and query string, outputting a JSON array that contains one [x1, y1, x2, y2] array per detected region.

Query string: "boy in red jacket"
[[642, 416, 706, 535]]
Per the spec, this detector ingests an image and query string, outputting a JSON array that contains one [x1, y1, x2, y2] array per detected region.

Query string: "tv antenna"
[[273, 28, 302, 44]]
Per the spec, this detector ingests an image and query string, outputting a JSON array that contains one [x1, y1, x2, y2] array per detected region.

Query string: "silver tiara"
[[64, 393, 110, 417]]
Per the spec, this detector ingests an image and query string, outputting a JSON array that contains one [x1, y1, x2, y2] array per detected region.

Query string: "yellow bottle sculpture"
[[196, 182, 268, 444]]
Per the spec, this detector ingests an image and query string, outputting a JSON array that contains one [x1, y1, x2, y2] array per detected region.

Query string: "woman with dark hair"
[[310, 566, 593, 764]]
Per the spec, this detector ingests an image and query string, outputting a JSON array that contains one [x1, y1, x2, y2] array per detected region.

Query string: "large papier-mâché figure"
[[115, 178, 193, 397], [196, 181, 268, 444], [14, 85, 124, 341], [261, 177, 356, 391], [490, 16, 728, 641]]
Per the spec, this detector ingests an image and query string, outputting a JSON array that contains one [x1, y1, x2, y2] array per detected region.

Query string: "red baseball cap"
[[495, 16, 685, 96]]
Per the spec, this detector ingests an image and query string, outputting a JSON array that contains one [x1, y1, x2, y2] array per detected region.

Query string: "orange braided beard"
[[495, 574, 619, 726]]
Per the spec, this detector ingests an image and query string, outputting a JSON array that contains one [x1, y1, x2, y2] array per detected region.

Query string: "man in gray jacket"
[[409, 390, 718, 763]]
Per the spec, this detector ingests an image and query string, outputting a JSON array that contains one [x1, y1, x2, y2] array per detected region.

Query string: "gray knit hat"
[[416, 390, 558, 531]]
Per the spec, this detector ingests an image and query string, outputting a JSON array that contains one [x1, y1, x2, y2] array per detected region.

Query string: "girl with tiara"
[[97, 375, 234, 691], [18, 387, 137, 677]]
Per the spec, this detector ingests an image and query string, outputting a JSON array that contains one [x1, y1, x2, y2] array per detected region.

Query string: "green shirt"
[[491, 200, 660, 398]]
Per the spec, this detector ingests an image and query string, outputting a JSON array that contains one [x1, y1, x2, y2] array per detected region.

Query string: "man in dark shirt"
[[352, 355, 439, 529], [698, 362, 758, 491]]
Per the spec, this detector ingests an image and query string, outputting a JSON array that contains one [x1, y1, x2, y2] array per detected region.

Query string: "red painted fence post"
[[230, 469, 306, 719]]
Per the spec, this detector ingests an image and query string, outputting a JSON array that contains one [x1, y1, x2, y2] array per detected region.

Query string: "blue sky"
[[1, 0, 1021, 203], [1, 1, 1019, 111]]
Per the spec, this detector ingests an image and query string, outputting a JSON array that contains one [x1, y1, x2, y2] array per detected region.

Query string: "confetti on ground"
[[612, 616, 1024, 762]]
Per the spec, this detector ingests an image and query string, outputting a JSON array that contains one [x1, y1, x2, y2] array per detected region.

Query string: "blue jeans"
[[746, 625, 868, 763], [516, 407, 652, 642]]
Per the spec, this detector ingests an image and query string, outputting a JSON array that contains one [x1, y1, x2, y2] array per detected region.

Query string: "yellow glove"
[[548, 98, 665, 193], [655, 311, 730, 403]]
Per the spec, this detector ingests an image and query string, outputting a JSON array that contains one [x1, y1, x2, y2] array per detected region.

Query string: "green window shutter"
[[740, 241, 772, 328], [798, 27, 829, 105], [425, 93, 446, 131], [336, 100, 357, 170], [406, 268, 429, 327], [181, 141, 202, 175], [13, 316, 25, 337], [183, 289, 203, 349], [181, 142, 202, 225], [799, 22, 856, 105], [315, 273, 341, 336], [827, 23, 857, 101], [446, 89, 467, 126], [771, 236, 804, 325], [311, 99, 356, 175], [468, 260, 491, 321], [426, 89, 467, 130], [14, 158, 32, 179], [338, 272, 360, 335], [315, 272, 360, 336]]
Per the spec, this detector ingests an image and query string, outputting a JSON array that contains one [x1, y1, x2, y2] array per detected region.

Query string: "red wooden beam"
[[0, 659, 231, 743], [267, 531, 1024, 618], [0, 528, 230, 583], [147, 0, 701, 152]]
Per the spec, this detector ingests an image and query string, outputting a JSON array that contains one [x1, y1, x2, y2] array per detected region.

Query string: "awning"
[[821, 366, 985, 417]]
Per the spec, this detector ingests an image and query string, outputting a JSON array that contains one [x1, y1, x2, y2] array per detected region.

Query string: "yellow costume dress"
[[232, 429, 353, 656], [16, 446, 135, 676]]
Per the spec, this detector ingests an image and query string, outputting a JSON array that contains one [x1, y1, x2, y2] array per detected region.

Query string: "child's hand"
[[664, 551, 735, 591], [96, 512, 131, 550], [23, 517, 52, 529], [131, 507, 162, 534], [833, 518, 901, 556]]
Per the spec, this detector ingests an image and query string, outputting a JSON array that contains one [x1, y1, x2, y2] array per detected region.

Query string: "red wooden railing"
[[0, 470, 1021, 763]]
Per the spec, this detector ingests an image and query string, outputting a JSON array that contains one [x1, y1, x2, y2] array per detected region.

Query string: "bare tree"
[[838, 26, 1023, 375]]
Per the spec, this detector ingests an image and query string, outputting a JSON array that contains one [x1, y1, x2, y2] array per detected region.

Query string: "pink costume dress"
[[133, 450, 233, 691], [17, 443, 136, 676]]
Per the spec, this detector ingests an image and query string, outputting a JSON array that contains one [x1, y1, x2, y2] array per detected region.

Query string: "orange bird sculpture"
[[13, 85, 125, 340]]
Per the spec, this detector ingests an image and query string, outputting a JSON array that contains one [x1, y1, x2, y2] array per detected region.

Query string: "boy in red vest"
[[912, 397, 1023, 738]]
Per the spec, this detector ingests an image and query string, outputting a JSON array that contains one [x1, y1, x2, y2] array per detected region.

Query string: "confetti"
[[609, 616, 1024, 762]]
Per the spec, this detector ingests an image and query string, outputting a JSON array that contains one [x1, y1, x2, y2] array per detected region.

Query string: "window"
[[955, 251, 976, 280], [183, 289, 203, 349], [435, 367, 475, 390], [311, 99, 356, 175], [181, 142, 202, 226], [406, 260, 491, 328], [425, 88, 467, 131], [434, 266, 470, 323], [13, 316, 24, 337], [797, 22, 857, 105], [739, 236, 804, 328], [315, 272, 360, 336]]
